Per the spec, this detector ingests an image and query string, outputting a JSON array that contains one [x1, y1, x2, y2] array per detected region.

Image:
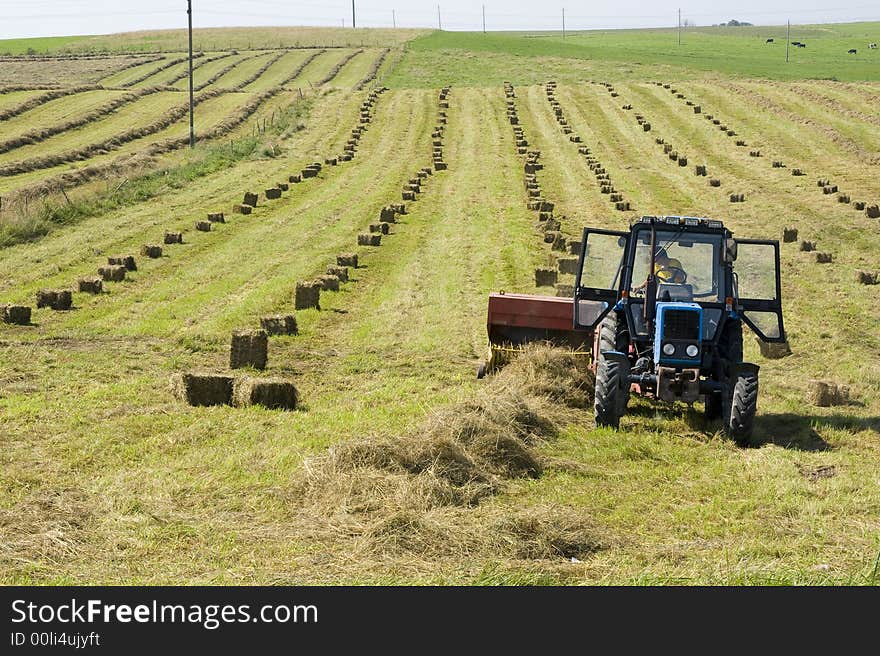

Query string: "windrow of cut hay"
[[317, 49, 364, 86], [165, 51, 236, 86], [120, 54, 201, 88], [289, 346, 604, 562], [0, 86, 165, 155], [277, 49, 326, 88], [354, 48, 390, 91], [231, 51, 287, 90], [193, 52, 263, 91], [0, 85, 104, 122]]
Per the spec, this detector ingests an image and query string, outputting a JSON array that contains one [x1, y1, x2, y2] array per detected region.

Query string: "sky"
[[1, 0, 877, 39]]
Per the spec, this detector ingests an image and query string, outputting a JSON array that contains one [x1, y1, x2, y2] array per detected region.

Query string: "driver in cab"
[[633, 247, 687, 293]]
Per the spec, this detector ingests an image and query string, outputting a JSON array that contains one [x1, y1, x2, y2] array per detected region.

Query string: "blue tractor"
[[574, 216, 786, 445]]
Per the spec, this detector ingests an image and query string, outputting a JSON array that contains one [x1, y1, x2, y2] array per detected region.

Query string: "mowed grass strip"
[[240, 50, 314, 91], [99, 55, 173, 87]]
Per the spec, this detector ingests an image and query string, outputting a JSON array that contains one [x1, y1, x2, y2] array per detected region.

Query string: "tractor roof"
[[633, 215, 726, 230]]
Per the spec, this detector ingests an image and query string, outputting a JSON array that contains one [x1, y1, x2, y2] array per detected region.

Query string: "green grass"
[[0, 35, 90, 55], [388, 22, 880, 87]]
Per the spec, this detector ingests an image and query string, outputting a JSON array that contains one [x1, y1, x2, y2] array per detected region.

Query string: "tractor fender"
[[731, 362, 760, 378], [601, 350, 629, 365]]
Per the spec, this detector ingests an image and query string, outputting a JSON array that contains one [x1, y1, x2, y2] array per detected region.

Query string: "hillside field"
[[0, 24, 878, 585]]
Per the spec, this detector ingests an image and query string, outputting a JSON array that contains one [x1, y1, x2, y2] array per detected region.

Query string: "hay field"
[[0, 25, 878, 585]]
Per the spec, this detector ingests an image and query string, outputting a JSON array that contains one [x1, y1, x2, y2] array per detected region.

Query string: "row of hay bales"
[[553, 81, 633, 214], [652, 80, 879, 218], [172, 87, 392, 410], [504, 82, 578, 298], [616, 81, 736, 198], [353, 48, 390, 91]]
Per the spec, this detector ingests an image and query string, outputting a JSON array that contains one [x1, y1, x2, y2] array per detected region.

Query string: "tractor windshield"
[[629, 229, 722, 302]]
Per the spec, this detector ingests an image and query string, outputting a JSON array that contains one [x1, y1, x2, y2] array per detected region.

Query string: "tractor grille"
[[663, 309, 700, 340]]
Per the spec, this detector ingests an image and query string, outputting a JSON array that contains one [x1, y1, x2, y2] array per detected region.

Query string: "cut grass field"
[[0, 24, 878, 585]]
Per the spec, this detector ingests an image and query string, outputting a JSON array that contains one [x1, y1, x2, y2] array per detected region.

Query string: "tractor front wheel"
[[724, 371, 759, 446], [594, 358, 625, 429]]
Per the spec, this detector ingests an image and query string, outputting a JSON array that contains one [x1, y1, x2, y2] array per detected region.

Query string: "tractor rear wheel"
[[724, 371, 759, 446], [595, 358, 625, 429], [597, 313, 630, 411]]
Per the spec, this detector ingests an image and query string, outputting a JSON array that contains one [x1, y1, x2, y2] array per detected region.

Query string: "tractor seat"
[[657, 283, 693, 302]]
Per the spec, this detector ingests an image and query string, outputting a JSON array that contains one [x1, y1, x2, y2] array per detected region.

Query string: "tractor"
[[482, 216, 786, 445]]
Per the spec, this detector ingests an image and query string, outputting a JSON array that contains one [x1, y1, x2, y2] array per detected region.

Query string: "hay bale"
[[380, 206, 397, 223], [855, 270, 879, 285], [808, 380, 851, 407], [265, 188, 282, 200], [358, 233, 381, 246], [35, 289, 72, 311], [799, 240, 816, 252], [551, 233, 567, 252], [234, 204, 253, 215], [615, 201, 631, 211], [434, 161, 448, 171], [233, 376, 298, 411], [164, 231, 184, 244], [866, 205, 880, 219], [852, 201, 866, 210], [555, 284, 575, 298], [327, 265, 348, 282], [78, 277, 103, 294], [295, 281, 321, 310], [749, 150, 761, 157], [782, 227, 798, 243], [678, 157, 688, 167], [243, 192, 259, 207], [822, 185, 838, 195], [695, 164, 707, 176], [535, 268, 558, 287], [170, 372, 234, 407], [402, 191, 416, 201], [337, 253, 358, 268], [755, 336, 792, 359], [1, 305, 31, 325], [792, 169, 804, 176], [195, 220, 212, 232], [98, 265, 126, 282], [301, 168, 318, 179], [142, 244, 164, 258], [693, 105, 701, 113], [317, 274, 340, 292], [729, 193, 745, 203], [369, 223, 390, 235], [815, 252, 832, 263], [558, 258, 579, 275], [642, 123, 651, 131], [837, 194, 850, 204], [289, 174, 302, 183], [568, 241, 581, 255], [260, 315, 298, 336], [207, 212, 225, 223], [772, 161, 785, 168], [230, 329, 268, 370]]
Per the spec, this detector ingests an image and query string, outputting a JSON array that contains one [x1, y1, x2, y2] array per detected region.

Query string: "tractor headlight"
[[662, 343, 675, 356], [686, 344, 699, 358]]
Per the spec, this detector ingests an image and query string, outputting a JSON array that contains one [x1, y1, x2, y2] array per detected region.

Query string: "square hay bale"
[[852, 201, 865, 210], [551, 234, 567, 252], [642, 123, 651, 132], [729, 193, 745, 203], [170, 372, 234, 407], [379, 206, 397, 223], [98, 265, 126, 282], [260, 314, 298, 336], [815, 252, 832, 263], [295, 281, 321, 310], [234, 203, 253, 215], [358, 233, 381, 246], [856, 270, 879, 285], [142, 244, 164, 258], [772, 161, 785, 168], [289, 174, 302, 183], [434, 161, 448, 171], [808, 380, 851, 407], [265, 188, 282, 200], [837, 194, 850, 204], [535, 268, 558, 287], [207, 212, 225, 223], [369, 223, 390, 235], [243, 192, 259, 207], [36, 289, 72, 311], [325, 158, 338, 166], [782, 227, 798, 243], [558, 258, 579, 275], [709, 178, 722, 187], [695, 165, 707, 176], [230, 329, 268, 370], [678, 157, 688, 167], [195, 220, 212, 232], [276, 183, 289, 192], [327, 265, 348, 282], [555, 284, 575, 298], [402, 191, 416, 201], [792, 169, 804, 176], [233, 376, 298, 411], [615, 201, 631, 211], [568, 241, 582, 255], [1, 305, 31, 325], [799, 240, 816, 252], [693, 105, 701, 113], [749, 150, 761, 157], [317, 274, 341, 292], [755, 336, 792, 359], [302, 168, 318, 179], [337, 253, 358, 268], [78, 277, 103, 294], [866, 205, 880, 219], [822, 185, 838, 194], [108, 255, 137, 271]]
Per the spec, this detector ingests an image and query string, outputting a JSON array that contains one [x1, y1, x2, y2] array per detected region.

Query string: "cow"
[[848, 48, 857, 54], [766, 38, 774, 43]]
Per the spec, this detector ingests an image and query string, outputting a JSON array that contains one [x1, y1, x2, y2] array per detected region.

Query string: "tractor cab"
[[574, 216, 785, 444]]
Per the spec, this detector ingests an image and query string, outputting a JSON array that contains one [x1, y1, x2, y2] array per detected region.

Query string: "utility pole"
[[438, 5, 442, 30], [482, 4, 486, 34], [678, 9, 681, 46], [392, 10, 396, 29], [187, 0, 194, 148], [562, 8, 566, 39], [352, 0, 356, 29], [786, 20, 790, 62]]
